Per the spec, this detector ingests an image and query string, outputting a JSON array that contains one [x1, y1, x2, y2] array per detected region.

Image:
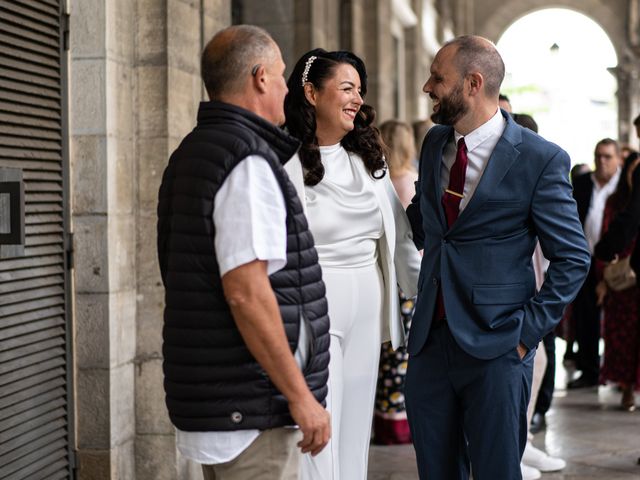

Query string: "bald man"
[[405, 35, 590, 479], [157, 25, 330, 479]]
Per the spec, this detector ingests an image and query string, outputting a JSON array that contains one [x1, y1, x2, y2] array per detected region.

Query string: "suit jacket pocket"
[[472, 283, 528, 305]]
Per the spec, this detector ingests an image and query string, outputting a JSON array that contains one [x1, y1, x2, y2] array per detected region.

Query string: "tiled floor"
[[368, 355, 640, 479]]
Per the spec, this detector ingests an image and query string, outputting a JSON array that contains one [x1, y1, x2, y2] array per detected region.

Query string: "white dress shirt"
[[440, 108, 507, 210], [583, 169, 621, 254], [176, 155, 308, 465]]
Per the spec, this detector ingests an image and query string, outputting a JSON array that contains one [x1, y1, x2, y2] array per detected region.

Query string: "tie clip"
[[445, 189, 464, 199]]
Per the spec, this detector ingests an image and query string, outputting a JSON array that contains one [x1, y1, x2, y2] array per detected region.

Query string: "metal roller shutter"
[[0, 0, 72, 479]]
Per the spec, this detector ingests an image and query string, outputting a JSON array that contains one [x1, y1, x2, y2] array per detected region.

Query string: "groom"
[[405, 35, 590, 480]]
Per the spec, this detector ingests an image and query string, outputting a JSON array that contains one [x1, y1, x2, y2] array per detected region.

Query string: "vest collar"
[[198, 101, 300, 165]]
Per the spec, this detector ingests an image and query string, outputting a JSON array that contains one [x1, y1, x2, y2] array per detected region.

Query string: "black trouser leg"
[[573, 261, 600, 382], [535, 331, 556, 414]]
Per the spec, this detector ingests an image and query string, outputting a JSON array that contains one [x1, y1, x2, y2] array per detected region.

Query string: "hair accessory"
[[301, 56, 317, 86]]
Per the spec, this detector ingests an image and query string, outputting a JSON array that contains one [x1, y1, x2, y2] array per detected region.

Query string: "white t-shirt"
[[176, 155, 308, 465]]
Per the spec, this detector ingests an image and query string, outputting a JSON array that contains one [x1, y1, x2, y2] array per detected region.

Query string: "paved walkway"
[[368, 357, 640, 479]]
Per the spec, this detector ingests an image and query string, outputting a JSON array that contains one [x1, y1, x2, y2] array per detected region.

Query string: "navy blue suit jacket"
[[406, 110, 590, 359]]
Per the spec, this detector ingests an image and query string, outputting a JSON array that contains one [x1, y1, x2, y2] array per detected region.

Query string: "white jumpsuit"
[[300, 143, 384, 480]]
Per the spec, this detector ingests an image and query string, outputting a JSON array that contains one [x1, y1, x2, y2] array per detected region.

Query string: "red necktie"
[[442, 137, 468, 226], [434, 137, 468, 324]]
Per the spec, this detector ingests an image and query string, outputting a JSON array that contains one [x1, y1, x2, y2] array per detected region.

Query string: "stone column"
[[629, 0, 640, 49], [452, 0, 473, 35], [387, 0, 421, 123], [238, 0, 297, 73], [613, 59, 640, 146], [71, 0, 230, 478], [134, 1, 230, 480], [435, 0, 454, 39], [361, 0, 394, 122], [405, 4, 422, 122], [132, 0, 170, 478], [71, 0, 137, 478], [348, 0, 367, 56], [309, 0, 341, 52], [405, 0, 442, 122], [238, 0, 342, 76], [625, 0, 640, 146]]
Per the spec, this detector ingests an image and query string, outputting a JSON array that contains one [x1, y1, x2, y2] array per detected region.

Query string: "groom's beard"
[[431, 82, 469, 126]]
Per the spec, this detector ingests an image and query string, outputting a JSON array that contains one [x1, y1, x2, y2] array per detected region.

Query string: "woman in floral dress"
[[596, 153, 640, 411]]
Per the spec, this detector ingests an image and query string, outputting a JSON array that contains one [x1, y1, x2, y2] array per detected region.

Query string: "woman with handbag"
[[595, 152, 640, 411]]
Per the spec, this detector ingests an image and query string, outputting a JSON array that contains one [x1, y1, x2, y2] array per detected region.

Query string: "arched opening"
[[496, 8, 618, 166]]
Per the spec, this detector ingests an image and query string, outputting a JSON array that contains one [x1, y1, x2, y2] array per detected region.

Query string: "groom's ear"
[[466, 72, 483, 96]]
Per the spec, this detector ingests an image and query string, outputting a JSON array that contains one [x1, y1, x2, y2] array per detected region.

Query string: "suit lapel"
[[352, 156, 395, 255], [429, 128, 452, 231]]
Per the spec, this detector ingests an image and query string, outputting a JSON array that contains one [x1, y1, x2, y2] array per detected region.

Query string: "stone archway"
[[472, 0, 640, 142], [475, 0, 628, 61]]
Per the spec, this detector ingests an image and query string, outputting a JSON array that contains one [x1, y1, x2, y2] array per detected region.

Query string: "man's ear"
[[303, 83, 317, 106], [252, 64, 268, 93], [467, 72, 483, 96]]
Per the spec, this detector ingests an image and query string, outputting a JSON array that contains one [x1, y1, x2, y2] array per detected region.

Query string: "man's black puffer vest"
[[157, 101, 330, 431]]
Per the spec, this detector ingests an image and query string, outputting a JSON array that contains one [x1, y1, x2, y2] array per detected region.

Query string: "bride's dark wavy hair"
[[284, 48, 386, 186]]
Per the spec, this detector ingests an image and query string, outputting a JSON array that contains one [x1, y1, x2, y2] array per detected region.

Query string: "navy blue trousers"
[[405, 323, 534, 480]]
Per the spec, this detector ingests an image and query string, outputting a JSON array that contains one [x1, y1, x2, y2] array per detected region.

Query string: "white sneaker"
[[521, 462, 541, 480], [523, 442, 567, 472]]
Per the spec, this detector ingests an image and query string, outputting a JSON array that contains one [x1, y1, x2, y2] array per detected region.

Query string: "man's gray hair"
[[201, 25, 277, 100], [444, 35, 505, 97]]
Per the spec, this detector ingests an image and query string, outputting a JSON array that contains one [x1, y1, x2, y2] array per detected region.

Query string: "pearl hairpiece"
[[301, 56, 317, 86]]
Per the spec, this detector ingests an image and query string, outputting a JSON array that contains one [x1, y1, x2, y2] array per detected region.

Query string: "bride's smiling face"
[[306, 63, 364, 145]]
